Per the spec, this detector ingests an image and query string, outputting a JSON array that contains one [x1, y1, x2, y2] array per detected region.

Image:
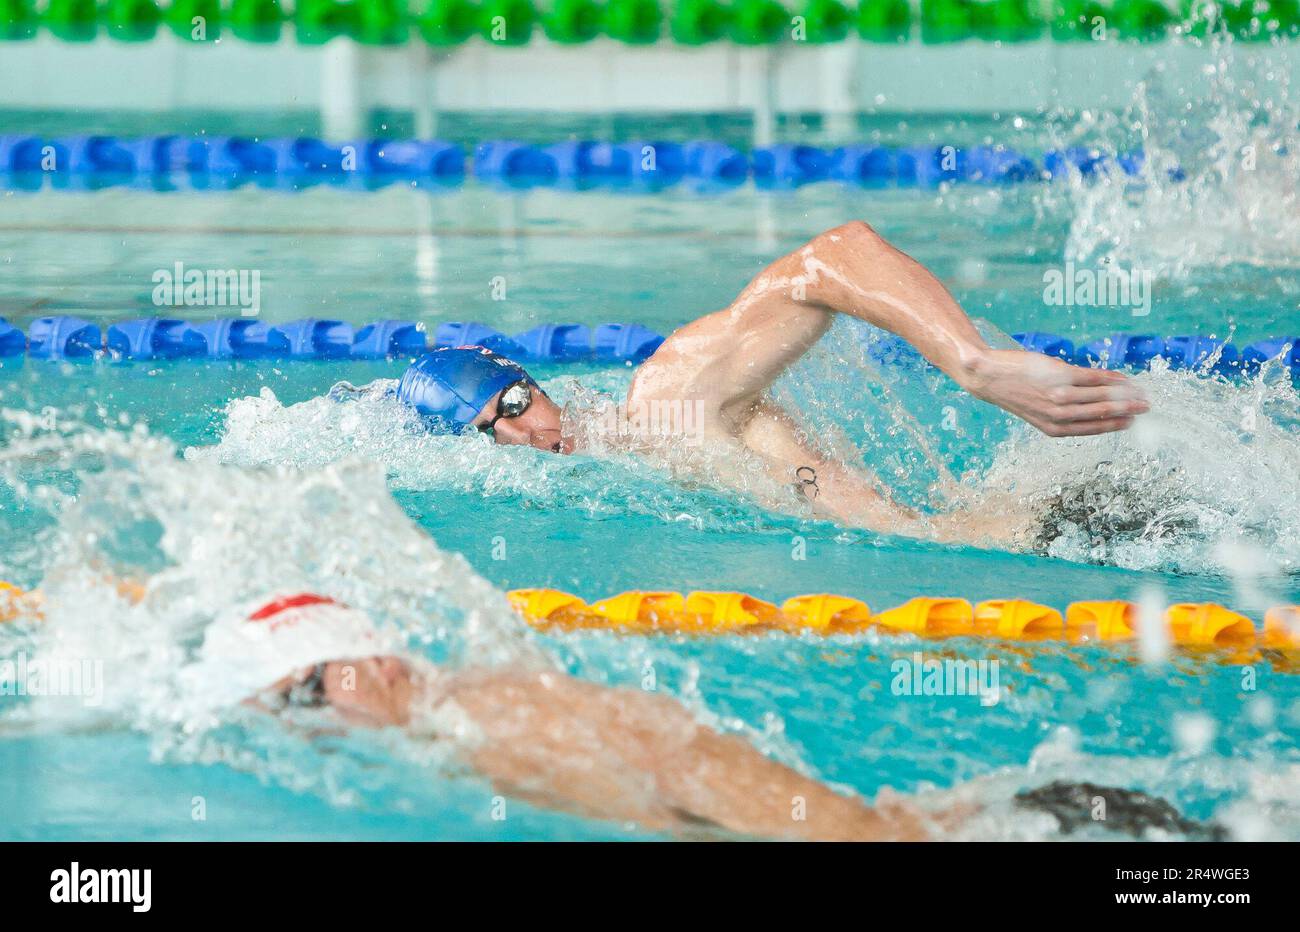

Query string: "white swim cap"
[[183, 593, 396, 712]]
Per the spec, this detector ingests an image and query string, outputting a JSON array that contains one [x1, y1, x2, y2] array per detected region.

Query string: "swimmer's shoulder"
[[626, 310, 734, 410]]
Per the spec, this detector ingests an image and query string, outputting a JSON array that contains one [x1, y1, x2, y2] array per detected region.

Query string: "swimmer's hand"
[[963, 350, 1149, 437]]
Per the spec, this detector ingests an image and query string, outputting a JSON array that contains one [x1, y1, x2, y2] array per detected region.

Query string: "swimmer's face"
[[472, 387, 573, 454], [267, 656, 414, 727]]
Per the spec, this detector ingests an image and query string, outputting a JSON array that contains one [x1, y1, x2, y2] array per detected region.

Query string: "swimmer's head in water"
[[268, 655, 414, 727], [185, 592, 405, 715], [1027, 463, 1196, 558], [1014, 780, 1226, 841], [397, 346, 567, 453]]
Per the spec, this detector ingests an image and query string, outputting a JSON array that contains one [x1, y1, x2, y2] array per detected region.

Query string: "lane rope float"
[[0, 134, 1174, 191], [508, 587, 1300, 653], [0, 317, 666, 362], [1, 314, 1296, 383], [5, 582, 1296, 666], [2, 0, 1288, 47]]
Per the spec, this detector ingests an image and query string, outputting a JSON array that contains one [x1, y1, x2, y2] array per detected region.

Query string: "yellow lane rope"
[[507, 588, 1300, 652], [5, 581, 1297, 662]]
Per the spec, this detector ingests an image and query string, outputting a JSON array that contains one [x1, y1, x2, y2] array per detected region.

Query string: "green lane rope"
[[6, 0, 1300, 45]]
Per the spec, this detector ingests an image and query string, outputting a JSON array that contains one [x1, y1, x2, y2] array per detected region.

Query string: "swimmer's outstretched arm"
[[435, 666, 933, 840], [631, 220, 1148, 440]]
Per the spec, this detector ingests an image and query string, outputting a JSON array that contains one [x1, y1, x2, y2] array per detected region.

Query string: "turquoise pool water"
[[2, 103, 1300, 840]]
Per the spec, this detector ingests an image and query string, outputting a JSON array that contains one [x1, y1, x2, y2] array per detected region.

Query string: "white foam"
[[1053, 39, 1300, 274], [0, 415, 541, 735], [966, 362, 1300, 576], [192, 375, 801, 534]]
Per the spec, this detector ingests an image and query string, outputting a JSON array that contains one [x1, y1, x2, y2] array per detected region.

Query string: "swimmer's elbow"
[[780, 222, 888, 306], [796, 222, 892, 295], [814, 220, 886, 255]]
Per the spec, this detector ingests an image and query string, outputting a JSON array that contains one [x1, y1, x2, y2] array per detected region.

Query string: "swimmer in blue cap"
[[397, 343, 567, 452], [398, 221, 1149, 534]]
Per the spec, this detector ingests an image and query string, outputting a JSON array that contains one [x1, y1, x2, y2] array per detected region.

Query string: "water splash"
[[0, 414, 838, 826], [0, 414, 541, 735], [193, 374, 821, 537], [960, 359, 1300, 576], [1054, 36, 1300, 275]]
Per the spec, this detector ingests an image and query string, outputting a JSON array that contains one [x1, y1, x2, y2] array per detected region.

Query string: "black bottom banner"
[[0, 841, 1281, 918]]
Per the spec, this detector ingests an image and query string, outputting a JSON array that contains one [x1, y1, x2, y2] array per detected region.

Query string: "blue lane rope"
[[2, 316, 669, 363], [1010, 331, 1300, 377], [2, 315, 1296, 381], [0, 134, 1164, 191]]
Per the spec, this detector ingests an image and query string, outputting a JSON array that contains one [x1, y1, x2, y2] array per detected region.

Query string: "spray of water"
[[0, 412, 828, 822], [193, 374, 818, 536], [960, 359, 1300, 576], [0, 412, 543, 737], [1052, 36, 1300, 275]]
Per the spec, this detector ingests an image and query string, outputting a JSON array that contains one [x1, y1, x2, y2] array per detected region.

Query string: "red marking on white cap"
[[248, 593, 338, 628]]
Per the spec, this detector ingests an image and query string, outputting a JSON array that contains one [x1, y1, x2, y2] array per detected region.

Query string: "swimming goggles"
[[282, 663, 329, 709], [477, 381, 534, 434]]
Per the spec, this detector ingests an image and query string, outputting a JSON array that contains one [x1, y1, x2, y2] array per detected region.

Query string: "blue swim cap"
[[396, 346, 539, 432]]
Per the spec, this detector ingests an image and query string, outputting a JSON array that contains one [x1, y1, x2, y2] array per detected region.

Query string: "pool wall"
[[4, 35, 1300, 139]]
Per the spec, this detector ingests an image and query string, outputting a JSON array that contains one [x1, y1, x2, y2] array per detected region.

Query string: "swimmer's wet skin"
[[175, 593, 1211, 842], [190, 593, 931, 841], [395, 221, 1150, 538]]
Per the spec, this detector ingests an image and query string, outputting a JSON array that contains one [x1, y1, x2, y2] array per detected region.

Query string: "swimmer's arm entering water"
[[434, 666, 932, 841]]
